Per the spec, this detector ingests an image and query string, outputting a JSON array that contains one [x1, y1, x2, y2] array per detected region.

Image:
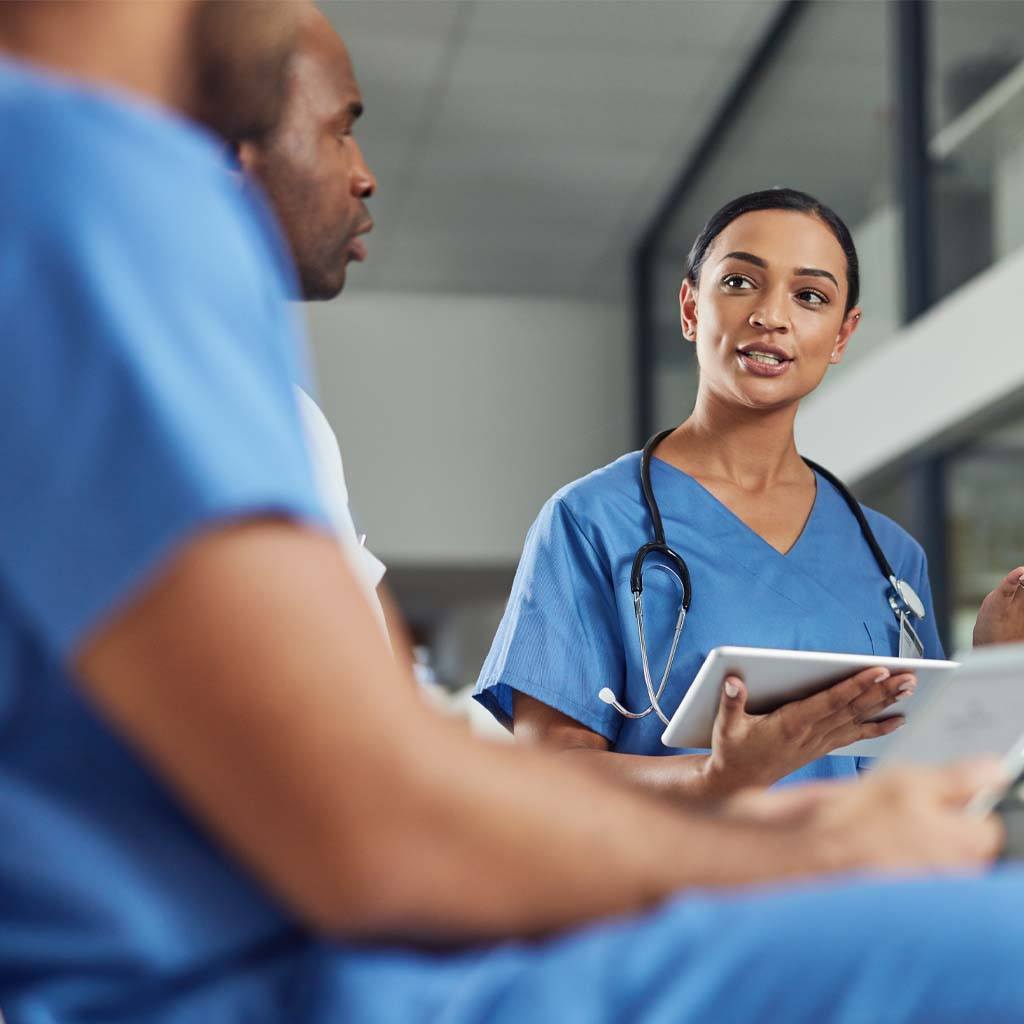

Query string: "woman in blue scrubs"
[[476, 188, 954, 798]]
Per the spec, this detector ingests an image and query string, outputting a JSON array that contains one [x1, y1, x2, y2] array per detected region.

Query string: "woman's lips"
[[737, 351, 793, 377]]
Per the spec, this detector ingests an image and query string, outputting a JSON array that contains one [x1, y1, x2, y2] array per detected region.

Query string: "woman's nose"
[[749, 304, 789, 332]]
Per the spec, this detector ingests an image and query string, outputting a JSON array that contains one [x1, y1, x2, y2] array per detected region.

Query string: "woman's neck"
[[666, 387, 807, 492]]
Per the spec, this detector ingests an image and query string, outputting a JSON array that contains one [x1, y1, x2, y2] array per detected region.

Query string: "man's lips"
[[347, 237, 368, 262], [346, 220, 374, 263]]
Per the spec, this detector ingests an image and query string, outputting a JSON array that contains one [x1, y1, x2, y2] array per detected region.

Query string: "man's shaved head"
[[238, 7, 376, 300], [190, 1, 303, 142]]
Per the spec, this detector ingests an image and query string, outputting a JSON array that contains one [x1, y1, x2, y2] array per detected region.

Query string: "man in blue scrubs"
[[3, 4, 1024, 1023]]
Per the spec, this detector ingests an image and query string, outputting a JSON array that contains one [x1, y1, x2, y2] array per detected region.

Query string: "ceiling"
[[320, 0, 783, 299]]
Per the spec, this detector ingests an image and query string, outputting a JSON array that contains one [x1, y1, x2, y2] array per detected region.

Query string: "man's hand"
[[702, 668, 915, 796], [809, 760, 1007, 874], [973, 567, 1024, 646], [720, 782, 835, 825], [722, 760, 1006, 874]]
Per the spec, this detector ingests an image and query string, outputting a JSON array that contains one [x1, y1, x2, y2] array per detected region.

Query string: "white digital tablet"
[[660, 646, 959, 758]]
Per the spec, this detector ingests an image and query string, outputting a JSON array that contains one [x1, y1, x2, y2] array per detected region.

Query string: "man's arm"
[[76, 522, 1003, 941]]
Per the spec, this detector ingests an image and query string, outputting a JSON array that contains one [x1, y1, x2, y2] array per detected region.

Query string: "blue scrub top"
[[0, 60, 332, 1020], [3, 58, 1018, 1024], [475, 451, 945, 783]]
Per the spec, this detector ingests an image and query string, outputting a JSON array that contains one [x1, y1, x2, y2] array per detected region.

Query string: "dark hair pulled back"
[[685, 188, 860, 314]]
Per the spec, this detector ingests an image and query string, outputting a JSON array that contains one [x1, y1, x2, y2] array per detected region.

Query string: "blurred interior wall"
[[304, 292, 631, 565]]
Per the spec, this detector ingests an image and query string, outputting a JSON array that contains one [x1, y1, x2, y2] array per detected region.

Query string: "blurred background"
[[304, 0, 1024, 692]]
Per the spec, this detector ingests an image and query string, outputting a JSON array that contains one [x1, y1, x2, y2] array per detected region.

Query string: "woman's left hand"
[[973, 566, 1024, 646]]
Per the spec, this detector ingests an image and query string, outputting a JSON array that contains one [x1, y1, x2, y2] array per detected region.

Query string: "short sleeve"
[[474, 497, 625, 741], [0, 116, 328, 657]]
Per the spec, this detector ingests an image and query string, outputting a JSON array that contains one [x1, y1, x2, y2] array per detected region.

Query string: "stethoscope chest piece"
[[890, 578, 926, 620]]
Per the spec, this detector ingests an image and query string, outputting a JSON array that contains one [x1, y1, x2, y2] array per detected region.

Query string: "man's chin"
[[301, 266, 347, 303]]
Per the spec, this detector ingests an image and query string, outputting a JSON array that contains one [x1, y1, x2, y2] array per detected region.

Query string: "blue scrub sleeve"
[[475, 497, 626, 742], [0, 145, 326, 658]]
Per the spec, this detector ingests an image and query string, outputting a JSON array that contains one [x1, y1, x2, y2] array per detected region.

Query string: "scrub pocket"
[[863, 618, 899, 658]]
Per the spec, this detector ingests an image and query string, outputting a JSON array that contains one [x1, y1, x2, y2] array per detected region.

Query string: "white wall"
[[303, 292, 631, 565], [796, 244, 1024, 482]]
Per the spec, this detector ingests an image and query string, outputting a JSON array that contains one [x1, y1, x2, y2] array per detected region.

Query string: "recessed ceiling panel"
[[321, 0, 781, 297]]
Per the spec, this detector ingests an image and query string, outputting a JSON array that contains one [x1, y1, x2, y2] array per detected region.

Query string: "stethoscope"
[[598, 428, 927, 726]]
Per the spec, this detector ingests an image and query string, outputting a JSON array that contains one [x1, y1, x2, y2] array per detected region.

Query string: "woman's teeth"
[[744, 352, 783, 365]]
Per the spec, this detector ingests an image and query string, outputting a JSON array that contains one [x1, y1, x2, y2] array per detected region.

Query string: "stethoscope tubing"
[[602, 428, 926, 723]]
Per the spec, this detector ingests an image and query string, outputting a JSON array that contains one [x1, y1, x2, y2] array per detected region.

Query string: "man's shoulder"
[[0, 59, 257, 262], [3, 60, 222, 183], [296, 388, 345, 470]]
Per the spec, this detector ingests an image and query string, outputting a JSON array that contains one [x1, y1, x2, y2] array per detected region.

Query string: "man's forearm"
[[76, 524, 845, 947], [341, 711, 844, 941]]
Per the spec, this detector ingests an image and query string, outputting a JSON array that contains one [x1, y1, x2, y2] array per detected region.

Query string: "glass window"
[[947, 406, 1024, 652], [930, 1, 1024, 296], [646, 0, 897, 431]]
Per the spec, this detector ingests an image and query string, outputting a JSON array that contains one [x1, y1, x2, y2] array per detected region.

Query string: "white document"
[[660, 646, 959, 758], [880, 643, 1024, 769]]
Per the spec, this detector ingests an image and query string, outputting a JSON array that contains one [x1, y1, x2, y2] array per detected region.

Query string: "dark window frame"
[[631, 0, 954, 640]]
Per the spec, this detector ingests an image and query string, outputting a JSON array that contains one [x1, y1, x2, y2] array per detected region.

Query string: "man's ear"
[[234, 140, 260, 176], [679, 278, 699, 344], [829, 306, 861, 365]]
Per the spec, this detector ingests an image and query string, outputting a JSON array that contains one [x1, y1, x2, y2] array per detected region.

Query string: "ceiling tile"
[[319, 0, 784, 297]]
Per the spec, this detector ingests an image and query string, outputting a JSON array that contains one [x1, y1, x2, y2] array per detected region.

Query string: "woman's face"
[[680, 209, 861, 412]]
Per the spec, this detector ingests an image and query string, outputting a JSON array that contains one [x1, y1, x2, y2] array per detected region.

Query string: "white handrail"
[[930, 59, 1024, 162]]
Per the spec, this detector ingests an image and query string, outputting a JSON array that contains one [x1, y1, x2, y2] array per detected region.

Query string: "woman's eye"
[[722, 274, 753, 289], [797, 289, 828, 306]]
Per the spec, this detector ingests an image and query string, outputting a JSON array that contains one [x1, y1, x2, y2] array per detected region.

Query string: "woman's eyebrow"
[[722, 251, 839, 289], [722, 250, 767, 269], [794, 267, 839, 288]]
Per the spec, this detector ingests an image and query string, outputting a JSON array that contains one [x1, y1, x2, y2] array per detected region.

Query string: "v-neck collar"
[[650, 455, 821, 560]]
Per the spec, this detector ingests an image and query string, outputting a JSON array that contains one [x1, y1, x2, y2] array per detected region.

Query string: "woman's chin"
[[731, 379, 807, 412]]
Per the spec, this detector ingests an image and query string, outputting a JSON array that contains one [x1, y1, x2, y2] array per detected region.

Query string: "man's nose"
[[351, 139, 376, 199]]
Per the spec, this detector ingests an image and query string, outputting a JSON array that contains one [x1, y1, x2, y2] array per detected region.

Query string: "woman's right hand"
[[702, 667, 916, 796]]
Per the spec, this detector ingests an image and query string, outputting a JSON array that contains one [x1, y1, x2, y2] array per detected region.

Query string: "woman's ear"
[[829, 306, 861, 364], [679, 278, 699, 344]]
